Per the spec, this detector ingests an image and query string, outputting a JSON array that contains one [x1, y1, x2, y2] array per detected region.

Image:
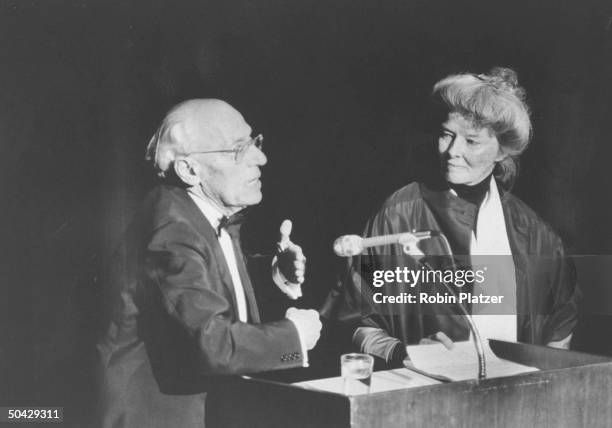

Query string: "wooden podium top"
[[207, 341, 612, 428]]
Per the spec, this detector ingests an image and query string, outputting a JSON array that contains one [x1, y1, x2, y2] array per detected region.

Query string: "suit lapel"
[[169, 186, 249, 321]]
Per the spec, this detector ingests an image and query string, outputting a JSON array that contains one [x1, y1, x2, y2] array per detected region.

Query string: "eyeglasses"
[[187, 134, 264, 163]]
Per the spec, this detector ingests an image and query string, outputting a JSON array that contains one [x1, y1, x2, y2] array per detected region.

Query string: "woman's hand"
[[419, 331, 454, 350], [547, 334, 572, 349]]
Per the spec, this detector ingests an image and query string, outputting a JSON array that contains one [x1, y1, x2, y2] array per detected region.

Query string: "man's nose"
[[245, 144, 267, 166]]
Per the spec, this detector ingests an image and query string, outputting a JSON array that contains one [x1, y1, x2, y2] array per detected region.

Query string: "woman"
[[324, 67, 580, 367]]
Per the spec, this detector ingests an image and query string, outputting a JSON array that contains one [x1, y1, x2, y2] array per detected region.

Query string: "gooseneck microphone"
[[332, 229, 487, 380], [333, 231, 440, 257]]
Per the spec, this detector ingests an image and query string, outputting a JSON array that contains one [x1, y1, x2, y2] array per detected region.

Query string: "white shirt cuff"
[[286, 317, 309, 368]]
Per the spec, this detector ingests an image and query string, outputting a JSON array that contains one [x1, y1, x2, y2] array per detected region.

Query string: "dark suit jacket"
[[97, 184, 303, 428]]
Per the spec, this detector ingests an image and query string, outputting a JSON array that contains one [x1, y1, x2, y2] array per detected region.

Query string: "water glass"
[[341, 353, 374, 395]]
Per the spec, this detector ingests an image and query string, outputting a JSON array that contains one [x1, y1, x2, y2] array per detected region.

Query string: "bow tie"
[[216, 212, 246, 238]]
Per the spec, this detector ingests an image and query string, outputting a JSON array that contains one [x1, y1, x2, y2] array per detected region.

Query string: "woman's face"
[[438, 112, 506, 186]]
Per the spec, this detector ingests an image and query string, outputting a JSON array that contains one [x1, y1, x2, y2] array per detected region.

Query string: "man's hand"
[[285, 307, 322, 350], [272, 220, 306, 299], [419, 331, 454, 350]]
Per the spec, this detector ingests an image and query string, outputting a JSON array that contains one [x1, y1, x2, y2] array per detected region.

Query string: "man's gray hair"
[[145, 117, 181, 178], [145, 99, 240, 178], [144, 101, 196, 178]]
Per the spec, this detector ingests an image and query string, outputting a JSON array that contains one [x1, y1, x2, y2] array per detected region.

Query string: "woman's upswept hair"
[[432, 67, 532, 190]]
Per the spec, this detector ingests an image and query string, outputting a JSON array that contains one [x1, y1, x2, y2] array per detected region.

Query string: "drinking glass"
[[340, 353, 374, 395]]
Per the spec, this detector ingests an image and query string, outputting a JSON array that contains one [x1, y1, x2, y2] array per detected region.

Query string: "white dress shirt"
[[188, 191, 249, 322]]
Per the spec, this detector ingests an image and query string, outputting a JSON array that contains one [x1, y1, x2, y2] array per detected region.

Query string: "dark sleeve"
[[542, 235, 581, 343], [142, 221, 304, 376]]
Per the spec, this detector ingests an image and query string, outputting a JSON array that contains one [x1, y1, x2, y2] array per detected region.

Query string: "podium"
[[207, 341, 612, 428]]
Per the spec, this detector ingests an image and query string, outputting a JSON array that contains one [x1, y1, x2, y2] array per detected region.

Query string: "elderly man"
[[97, 99, 322, 428]]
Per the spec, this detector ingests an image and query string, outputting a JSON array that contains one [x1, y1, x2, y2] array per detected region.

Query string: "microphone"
[[420, 259, 487, 380], [332, 229, 487, 379], [333, 231, 440, 257]]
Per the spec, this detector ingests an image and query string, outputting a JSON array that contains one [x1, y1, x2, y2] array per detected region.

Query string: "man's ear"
[[174, 158, 201, 186]]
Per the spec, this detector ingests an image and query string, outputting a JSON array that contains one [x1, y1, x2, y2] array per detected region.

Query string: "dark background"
[[1, 0, 611, 426]]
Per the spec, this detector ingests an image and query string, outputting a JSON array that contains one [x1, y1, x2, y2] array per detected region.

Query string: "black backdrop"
[[1, 0, 611, 426]]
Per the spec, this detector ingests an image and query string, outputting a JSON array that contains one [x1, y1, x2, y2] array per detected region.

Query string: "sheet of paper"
[[293, 368, 440, 395], [405, 340, 538, 382]]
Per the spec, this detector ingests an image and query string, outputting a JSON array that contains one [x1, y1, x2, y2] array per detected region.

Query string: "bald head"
[[146, 99, 252, 177]]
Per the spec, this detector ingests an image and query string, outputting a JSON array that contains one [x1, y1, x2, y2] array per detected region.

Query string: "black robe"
[[322, 179, 580, 347]]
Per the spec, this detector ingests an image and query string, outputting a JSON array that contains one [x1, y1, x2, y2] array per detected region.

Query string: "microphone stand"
[[399, 233, 487, 380]]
